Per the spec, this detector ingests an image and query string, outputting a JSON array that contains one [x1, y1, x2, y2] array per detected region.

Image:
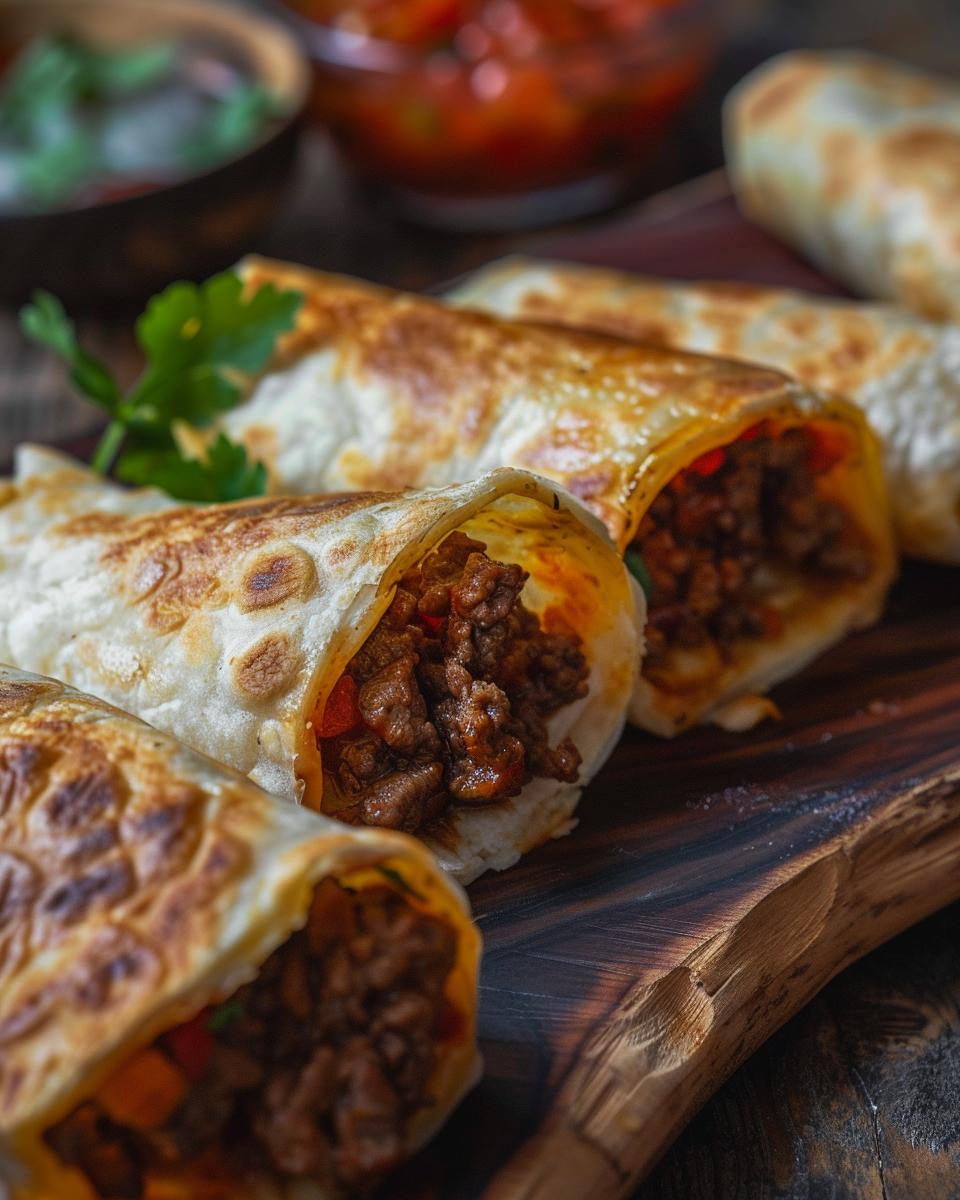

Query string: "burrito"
[[725, 50, 960, 321], [448, 255, 960, 564], [200, 259, 895, 735], [0, 449, 638, 881], [0, 665, 480, 1200]]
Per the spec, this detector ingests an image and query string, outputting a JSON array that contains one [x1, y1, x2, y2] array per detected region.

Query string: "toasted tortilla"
[[0, 665, 480, 1200], [199, 259, 894, 734], [726, 50, 960, 321], [0, 449, 639, 881], [447, 255, 960, 564]]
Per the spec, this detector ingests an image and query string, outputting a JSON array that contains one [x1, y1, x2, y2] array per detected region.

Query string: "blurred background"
[[0, 0, 957, 456]]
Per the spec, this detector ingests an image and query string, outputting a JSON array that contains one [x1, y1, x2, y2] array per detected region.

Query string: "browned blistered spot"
[[239, 545, 317, 612], [41, 859, 134, 927], [131, 551, 177, 602], [821, 131, 859, 203], [0, 680, 56, 719], [741, 57, 819, 126], [100, 493, 387, 576], [830, 335, 872, 371], [233, 633, 300, 700], [327, 538, 358, 565], [883, 127, 960, 175], [0, 743, 45, 816], [148, 568, 226, 634], [53, 511, 128, 539], [1, 1067, 24, 1113], [784, 313, 819, 340], [178, 612, 215, 667], [362, 303, 493, 409], [0, 855, 38, 933], [124, 797, 203, 886], [68, 930, 160, 1011], [153, 832, 247, 943], [0, 992, 51, 1046], [44, 767, 120, 832], [60, 825, 121, 869]]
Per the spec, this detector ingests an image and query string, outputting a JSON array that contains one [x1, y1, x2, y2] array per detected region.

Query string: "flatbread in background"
[[202, 259, 895, 736], [448, 255, 960, 565], [0, 665, 480, 1200], [726, 50, 960, 321], [0, 448, 639, 882]]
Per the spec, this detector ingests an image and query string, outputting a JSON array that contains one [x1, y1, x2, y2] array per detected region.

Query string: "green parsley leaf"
[[19, 291, 120, 412], [115, 434, 268, 503], [18, 271, 301, 501], [376, 865, 425, 901], [129, 272, 303, 431], [206, 997, 244, 1034], [625, 548, 653, 599]]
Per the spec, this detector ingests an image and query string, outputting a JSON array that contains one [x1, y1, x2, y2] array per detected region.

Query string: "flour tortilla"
[[447, 255, 960, 564], [199, 259, 895, 734], [0, 665, 480, 1200], [726, 50, 960, 321], [0, 448, 638, 881]]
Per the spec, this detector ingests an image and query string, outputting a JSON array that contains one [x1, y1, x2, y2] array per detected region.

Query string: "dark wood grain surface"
[[5, 148, 960, 1197], [641, 897, 960, 1200]]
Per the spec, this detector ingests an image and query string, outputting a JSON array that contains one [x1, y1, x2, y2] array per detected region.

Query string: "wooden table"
[[2, 141, 958, 1200]]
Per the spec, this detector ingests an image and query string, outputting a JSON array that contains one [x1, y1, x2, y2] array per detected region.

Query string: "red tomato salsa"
[[288, 0, 710, 198]]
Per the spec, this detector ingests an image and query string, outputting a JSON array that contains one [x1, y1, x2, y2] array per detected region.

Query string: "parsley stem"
[[90, 419, 126, 475]]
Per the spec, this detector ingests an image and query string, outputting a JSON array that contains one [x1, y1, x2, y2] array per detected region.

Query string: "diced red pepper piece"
[[687, 446, 726, 477], [98, 1049, 188, 1128], [163, 1012, 214, 1083], [736, 420, 769, 442], [318, 674, 361, 739], [806, 424, 848, 474], [434, 996, 466, 1043], [419, 612, 444, 634]]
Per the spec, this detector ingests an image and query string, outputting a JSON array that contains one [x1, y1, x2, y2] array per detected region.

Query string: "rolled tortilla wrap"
[[725, 50, 960, 321], [447, 255, 960, 564], [201, 259, 895, 735], [0, 450, 639, 881], [0, 665, 480, 1200]]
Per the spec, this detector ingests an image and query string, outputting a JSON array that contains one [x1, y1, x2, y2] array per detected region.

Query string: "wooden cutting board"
[[27, 175, 960, 1199], [379, 178, 960, 1200]]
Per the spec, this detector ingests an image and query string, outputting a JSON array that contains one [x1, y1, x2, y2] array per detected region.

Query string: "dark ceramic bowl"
[[0, 0, 309, 307]]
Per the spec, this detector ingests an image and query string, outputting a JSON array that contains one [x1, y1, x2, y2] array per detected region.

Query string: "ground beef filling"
[[318, 532, 589, 833], [46, 880, 458, 1198], [634, 426, 873, 670]]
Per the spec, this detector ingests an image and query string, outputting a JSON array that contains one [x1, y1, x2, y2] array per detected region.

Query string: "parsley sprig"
[[19, 272, 302, 502]]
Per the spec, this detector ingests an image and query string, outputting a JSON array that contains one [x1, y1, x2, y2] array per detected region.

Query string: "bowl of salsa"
[[272, 0, 714, 229], [0, 0, 309, 303]]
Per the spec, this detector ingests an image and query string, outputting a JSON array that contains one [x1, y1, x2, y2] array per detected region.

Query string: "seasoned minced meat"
[[318, 532, 589, 832], [46, 880, 458, 1197], [634, 426, 872, 668]]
